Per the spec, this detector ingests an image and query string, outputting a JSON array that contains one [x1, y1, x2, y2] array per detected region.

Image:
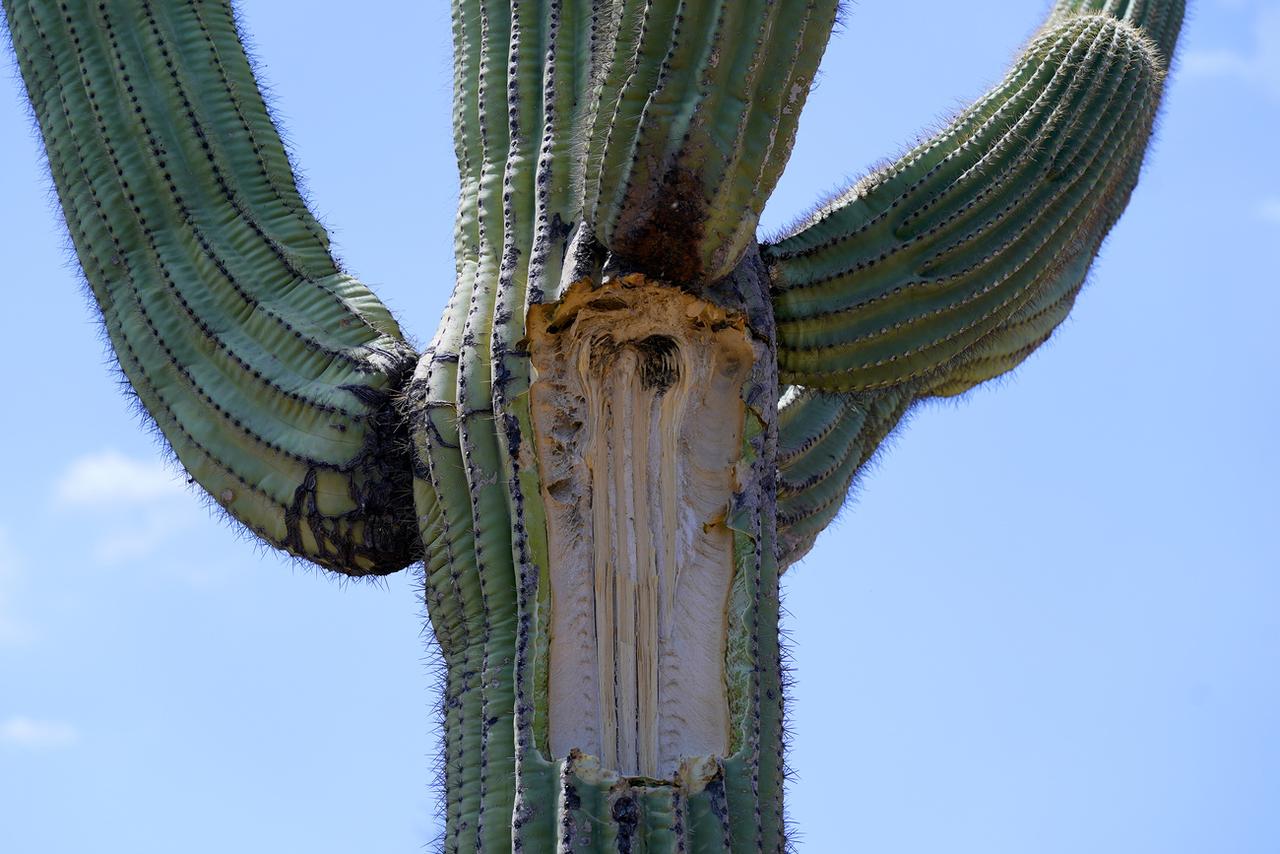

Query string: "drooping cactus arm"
[[924, 248, 1097, 398], [764, 9, 1177, 393], [3, 0, 419, 575], [585, 0, 841, 283]]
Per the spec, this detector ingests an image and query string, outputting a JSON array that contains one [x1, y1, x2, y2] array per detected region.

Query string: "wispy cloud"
[[0, 716, 79, 749], [1182, 6, 1280, 99], [54, 449, 186, 507], [0, 528, 31, 646], [53, 451, 193, 564]]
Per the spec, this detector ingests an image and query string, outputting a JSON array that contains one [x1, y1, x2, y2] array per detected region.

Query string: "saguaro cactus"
[[2, 0, 1181, 850]]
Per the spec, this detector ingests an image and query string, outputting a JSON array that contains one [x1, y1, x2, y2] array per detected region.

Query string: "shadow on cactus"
[[1, 0, 1182, 850]]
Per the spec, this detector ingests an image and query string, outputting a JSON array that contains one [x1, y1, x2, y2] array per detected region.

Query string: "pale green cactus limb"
[[772, 201, 1105, 564], [587, 0, 841, 284], [3, 0, 418, 575], [766, 13, 1168, 392]]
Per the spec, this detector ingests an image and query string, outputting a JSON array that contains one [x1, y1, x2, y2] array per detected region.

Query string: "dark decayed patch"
[[612, 794, 639, 854], [584, 333, 683, 395], [280, 360, 421, 575], [611, 164, 711, 286]]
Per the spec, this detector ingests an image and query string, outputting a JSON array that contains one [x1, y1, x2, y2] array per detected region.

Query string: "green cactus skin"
[[1, 0, 1183, 850]]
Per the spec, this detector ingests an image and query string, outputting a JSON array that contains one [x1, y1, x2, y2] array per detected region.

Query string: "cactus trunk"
[[402, 2, 830, 845], [412, 262, 788, 851], [2, 0, 1183, 849]]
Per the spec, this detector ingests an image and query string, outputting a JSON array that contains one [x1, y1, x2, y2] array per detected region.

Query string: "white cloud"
[[53, 451, 196, 564], [0, 716, 79, 749], [1182, 6, 1280, 99], [54, 450, 186, 507], [1259, 198, 1280, 224]]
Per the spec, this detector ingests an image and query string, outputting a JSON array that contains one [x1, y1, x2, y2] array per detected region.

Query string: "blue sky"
[[1, 1, 1276, 851]]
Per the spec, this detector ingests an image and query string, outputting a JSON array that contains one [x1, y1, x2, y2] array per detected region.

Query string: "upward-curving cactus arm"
[[586, 0, 840, 284], [766, 11, 1172, 391], [768, 1, 1182, 566], [2, 0, 420, 575], [1051, 0, 1184, 63]]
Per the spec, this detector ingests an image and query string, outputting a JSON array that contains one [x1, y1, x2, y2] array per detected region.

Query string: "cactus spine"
[[2, 0, 1182, 851]]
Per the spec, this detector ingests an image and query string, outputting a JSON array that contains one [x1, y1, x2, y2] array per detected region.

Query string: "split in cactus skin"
[[0, 0, 1182, 850]]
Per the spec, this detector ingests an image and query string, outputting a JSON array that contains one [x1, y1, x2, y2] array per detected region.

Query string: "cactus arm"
[[2, 0, 418, 575], [924, 248, 1094, 398], [769, 2, 1184, 567], [765, 9, 1178, 393], [1050, 0, 1184, 62], [773, 192, 1105, 568], [587, 0, 841, 283]]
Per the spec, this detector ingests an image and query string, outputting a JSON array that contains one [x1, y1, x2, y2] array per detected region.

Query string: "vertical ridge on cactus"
[[1, 0, 1183, 849]]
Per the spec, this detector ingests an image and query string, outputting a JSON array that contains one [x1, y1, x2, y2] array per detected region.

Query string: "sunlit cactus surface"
[[2, 0, 1182, 850]]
